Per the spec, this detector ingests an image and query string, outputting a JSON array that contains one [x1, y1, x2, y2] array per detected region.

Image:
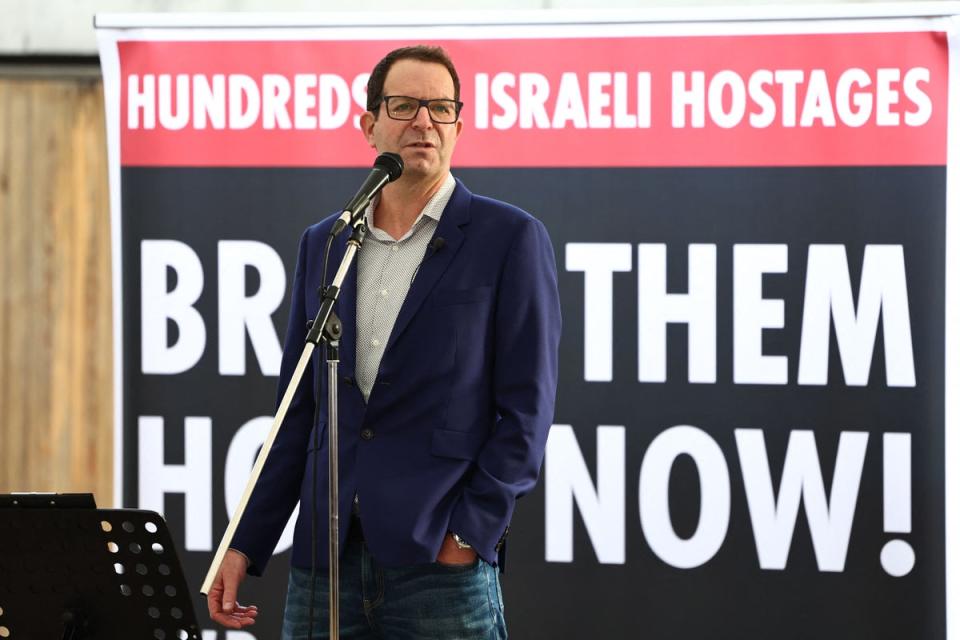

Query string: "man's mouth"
[[406, 141, 436, 149]]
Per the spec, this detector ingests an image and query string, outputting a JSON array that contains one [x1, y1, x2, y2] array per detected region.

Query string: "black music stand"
[[0, 493, 200, 640]]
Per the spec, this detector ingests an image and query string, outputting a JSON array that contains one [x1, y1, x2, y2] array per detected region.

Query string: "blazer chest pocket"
[[431, 427, 486, 461], [433, 285, 492, 307]]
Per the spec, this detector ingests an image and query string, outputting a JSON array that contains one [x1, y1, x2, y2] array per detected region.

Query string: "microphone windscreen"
[[375, 152, 404, 181]]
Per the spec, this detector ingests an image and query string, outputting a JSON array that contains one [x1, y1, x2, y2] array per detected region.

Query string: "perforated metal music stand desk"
[[0, 493, 201, 640]]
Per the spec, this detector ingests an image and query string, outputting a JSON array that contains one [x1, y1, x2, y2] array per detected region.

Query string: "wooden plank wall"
[[0, 71, 113, 506]]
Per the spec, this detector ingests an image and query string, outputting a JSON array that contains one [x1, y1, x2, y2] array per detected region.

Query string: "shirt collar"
[[365, 173, 455, 233], [421, 173, 456, 223]]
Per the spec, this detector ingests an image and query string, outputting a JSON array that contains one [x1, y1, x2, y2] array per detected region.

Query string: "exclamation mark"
[[880, 432, 915, 577]]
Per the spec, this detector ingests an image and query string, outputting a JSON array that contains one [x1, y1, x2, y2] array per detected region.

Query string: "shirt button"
[[391, 246, 398, 252], [360, 428, 374, 440], [380, 289, 388, 297], [371, 338, 380, 347]]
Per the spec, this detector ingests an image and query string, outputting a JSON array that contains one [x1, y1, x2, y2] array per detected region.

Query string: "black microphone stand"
[[202, 219, 368, 640]]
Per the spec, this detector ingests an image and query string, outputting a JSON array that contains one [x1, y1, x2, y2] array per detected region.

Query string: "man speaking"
[[207, 45, 561, 638]]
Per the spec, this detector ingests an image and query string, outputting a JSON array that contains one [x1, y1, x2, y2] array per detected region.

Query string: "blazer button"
[[360, 428, 374, 441]]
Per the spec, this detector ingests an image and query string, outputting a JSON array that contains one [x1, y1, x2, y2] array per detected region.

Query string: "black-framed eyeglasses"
[[377, 95, 463, 124]]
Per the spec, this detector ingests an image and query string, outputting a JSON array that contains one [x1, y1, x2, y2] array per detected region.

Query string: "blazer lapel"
[[384, 180, 472, 353]]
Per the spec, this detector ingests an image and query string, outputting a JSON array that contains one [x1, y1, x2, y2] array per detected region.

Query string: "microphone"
[[424, 236, 447, 254], [411, 237, 446, 284], [331, 152, 404, 237], [428, 236, 447, 254]]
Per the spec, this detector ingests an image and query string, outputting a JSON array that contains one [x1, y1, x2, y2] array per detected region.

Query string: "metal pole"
[[327, 341, 340, 640]]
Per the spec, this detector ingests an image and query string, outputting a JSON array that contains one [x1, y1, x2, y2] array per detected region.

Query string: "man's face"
[[362, 59, 463, 182]]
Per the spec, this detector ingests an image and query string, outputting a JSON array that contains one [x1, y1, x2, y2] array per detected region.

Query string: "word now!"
[[545, 425, 915, 577]]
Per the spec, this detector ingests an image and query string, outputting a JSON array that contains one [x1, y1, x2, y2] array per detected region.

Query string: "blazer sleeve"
[[447, 215, 562, 564], [229, 228, 317, 576]]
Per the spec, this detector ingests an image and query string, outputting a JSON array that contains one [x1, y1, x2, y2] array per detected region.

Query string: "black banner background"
[[121, 165, 945, 638]]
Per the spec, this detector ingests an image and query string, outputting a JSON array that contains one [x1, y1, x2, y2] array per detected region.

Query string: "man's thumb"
[[222, 577, 238, 612]]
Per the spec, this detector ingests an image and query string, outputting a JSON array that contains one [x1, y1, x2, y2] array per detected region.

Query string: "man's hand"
[[436, 533, 478, 566], [207, 549, 259, 629]]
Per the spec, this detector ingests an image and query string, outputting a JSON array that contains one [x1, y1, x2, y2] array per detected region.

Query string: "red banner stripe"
[[118, 33, 949, 167]]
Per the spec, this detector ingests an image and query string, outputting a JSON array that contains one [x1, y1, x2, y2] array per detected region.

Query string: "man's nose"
[[411, 105, 434, 129]]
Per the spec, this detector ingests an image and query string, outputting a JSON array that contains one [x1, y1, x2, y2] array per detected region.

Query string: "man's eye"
[[431, 103, 451, 114], [394, 102, 415, 112]]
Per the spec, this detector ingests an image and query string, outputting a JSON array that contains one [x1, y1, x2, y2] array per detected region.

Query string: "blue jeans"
[[281, 538, 507, 639]]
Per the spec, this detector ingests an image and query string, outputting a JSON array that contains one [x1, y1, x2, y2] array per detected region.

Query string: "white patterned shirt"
[[355, 174, 456, 401]]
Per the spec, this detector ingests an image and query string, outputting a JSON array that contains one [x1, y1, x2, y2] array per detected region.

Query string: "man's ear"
[[360, 111, 377, 148]]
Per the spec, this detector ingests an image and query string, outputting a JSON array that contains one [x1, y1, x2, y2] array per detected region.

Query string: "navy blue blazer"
[[231, 179, 561, 573]]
